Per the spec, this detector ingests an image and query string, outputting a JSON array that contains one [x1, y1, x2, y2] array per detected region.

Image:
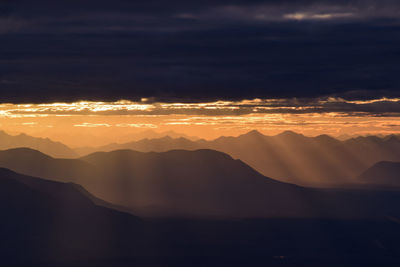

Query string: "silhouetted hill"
[[0, 168, 141, 263], [2, 167, 400, 266], [0, 130, 77, 158], [2, 148, 400, 219], [0, 147, 98, 185], [75, 131, 400, 186], [359, 161, 400, 187], [62, 149, 400, 219], [80, 149, 310, 218], [0, 167, 138, 220], [77, 136, 202, 156]]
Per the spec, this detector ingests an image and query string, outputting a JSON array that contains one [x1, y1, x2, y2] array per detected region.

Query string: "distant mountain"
[[0, 130, 76, 158], [116, 129, 200, 142], [95, 136, 201, 155], [2, 147, 400, 219], [359, 161, 400, 187], [75, 130, 200, 155], [75, 131, 400, 186]]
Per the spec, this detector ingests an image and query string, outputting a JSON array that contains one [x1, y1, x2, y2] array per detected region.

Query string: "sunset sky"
[[1, 0, 400, 146], [0, 96, 399, 147]]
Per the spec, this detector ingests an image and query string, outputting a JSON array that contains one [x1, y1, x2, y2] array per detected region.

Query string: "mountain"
[[2, 147, 400, 219], [96, 136, 201, 155], [80, 149, 310, 218], [75, 130, 200, 155], [75, 131, 400, 186], [359, 161, 400, 187], [0, 168, 140, 263], [3, 167, 400, 266], [116, 129, 200, 142], [80, 149, 400, 219], [205, 131, 400, 185], [0, 147, 97, 185], [0, 130, 77, 158]]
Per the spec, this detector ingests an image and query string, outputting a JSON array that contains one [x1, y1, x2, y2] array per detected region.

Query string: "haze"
[[1, 98, 400, 147]]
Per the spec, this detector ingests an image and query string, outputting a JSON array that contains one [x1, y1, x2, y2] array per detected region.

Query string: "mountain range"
[[2, 128, 400, 187], [0, 130, 77, 158], [1, 147, 400, 219], [74, 130, 200, 155], [2, 166, 400, 266], [73, 130, 400, 186]]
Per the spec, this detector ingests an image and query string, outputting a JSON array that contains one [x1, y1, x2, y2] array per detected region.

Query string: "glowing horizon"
[[0, 97, 400, 147]]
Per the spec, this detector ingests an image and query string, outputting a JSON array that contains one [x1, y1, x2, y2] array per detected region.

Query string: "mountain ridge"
[[72, 131, 400, 186], [1, 147, 400, 219], [0, 130, 77, 158], [359, 161, 400, 187]]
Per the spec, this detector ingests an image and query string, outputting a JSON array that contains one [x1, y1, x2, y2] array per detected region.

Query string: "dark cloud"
[[0, 0, 400, 103], [4, 97, 400, 117]]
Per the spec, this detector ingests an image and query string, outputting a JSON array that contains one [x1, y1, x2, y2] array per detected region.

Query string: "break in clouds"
[[1, 96, 400, 117]]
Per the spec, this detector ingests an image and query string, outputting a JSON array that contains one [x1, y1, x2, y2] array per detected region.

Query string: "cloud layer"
[[2, 97, 400, 117], [1, 0, 400, 103]]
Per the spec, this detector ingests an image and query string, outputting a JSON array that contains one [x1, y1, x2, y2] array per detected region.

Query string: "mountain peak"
[[158, 135, 174, 141], [241, 130, 265, 138], [0, 147, 53, 159], [314, 134, 339, 143], [276, 130, 304, 138]]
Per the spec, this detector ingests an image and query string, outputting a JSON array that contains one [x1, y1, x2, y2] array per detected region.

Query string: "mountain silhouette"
[[81, 149, 400, 218], [0, 147, 98, 184], [359, 161, 400, 187], [96, 136, 201, 155], [0, 130, 76, 158], [2, 166, 400, 266], [0, 167, 141, 263], [75, 130, 200, 155], [74, 131, 400, 186], [1, 147, 400, 219], [80, 149, 311, 217]]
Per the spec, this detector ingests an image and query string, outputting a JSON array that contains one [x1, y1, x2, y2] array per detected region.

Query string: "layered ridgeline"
[[74, 131, 400, 186], [359, 161, 400, 187], [75, 130, 200, 155], [1, 148, 400, 219], [0, 130, 76, 158], [0, 167, 140, 262], [2, 166, 400, 266]]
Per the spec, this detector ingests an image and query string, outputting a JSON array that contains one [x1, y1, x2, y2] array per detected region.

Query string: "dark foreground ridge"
[[1, 167, 400, 266], [1, 165, 400, 266]]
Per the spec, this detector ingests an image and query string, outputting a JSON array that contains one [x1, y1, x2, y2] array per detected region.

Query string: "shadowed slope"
[[359, 161, 400, 187], [0, 168, 140, 262], [0, 147, 98, 185], [1, 168, 400, 265]]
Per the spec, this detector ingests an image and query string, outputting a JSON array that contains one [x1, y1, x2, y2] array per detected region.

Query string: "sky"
[[0, 0, 400, 145]]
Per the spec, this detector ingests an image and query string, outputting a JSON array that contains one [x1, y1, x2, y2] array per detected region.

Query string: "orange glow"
[[0, 98, 399, 147]]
